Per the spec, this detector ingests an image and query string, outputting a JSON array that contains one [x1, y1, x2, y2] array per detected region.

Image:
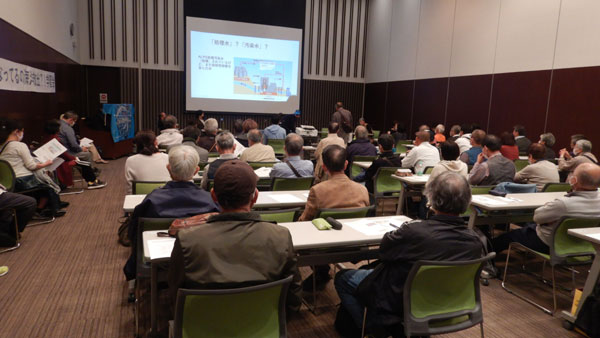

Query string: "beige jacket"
[[239, 143, 277, 162], [313, 134, 346, 183], [514, 160, 560, 191], [298, 174, 370, 221]]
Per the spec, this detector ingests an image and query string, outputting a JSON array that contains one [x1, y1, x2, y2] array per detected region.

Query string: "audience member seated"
[[401, 131, 440, 169], [468, 134, 516, 186], [539, 132, 556, 160], [459, 129, 486, 165], [239, 129, 277, 162], [198, 118, 218, 152], [433, 124, 446, 144], [262, 113, 286, 144], [298, 145, 370, 289], [280, 111, 300, 135], [167, 126, 208, 163], [156, 115, 183, 146], [232, 119, 248, 147], [346, 125, 377, 164], [499, 131, 519, 161], [389, 120, 407, 143], [493, 163, 600, 255], [125, 130, 171, 194], [427, 140, 468, 185], [270, 133, 313, 178], [514, 143, 560, 191], [448, 124, 461, 141], [334, 172, 483, 337], [314, 122, 346, 183], [44, 119, 105, 190], [455, 123, 473, 153], [158, 111, 167, 131], [568, 134, 586, 157], [123, 145, 220, 281], [195, 110, 205, 130], [0, 120, 66, 218], [513, 124, 531, 154], [58, 111, 96, 168], [358, 117, 373, 134], [0, 185, 36, 247], [356, 134, 402, 194], [559, 139, 597, 181], [168, 160, 301, 310], [201, 132, 237, 190], [418, 124, 435, 144]]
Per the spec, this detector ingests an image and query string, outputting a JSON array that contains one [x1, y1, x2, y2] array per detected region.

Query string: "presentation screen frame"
[[185, 17, 303, 114]]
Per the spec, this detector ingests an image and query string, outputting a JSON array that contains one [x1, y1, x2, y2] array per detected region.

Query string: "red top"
[[500, 145, 519, 161]]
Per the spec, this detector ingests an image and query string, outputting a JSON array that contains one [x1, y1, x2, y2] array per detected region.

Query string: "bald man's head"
[[415, 131, 431, 143], [573, 163, 600, 190]]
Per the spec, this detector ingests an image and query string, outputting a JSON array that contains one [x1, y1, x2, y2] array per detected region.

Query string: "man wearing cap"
[[169, 160, 302, 311]]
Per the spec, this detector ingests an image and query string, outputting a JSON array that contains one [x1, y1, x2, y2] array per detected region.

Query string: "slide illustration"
[[233, 58, 293, 98]]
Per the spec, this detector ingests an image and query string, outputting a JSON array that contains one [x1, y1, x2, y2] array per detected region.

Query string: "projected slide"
[[186, 17, 302, 114]]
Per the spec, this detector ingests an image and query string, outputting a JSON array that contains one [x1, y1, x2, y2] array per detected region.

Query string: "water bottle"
[[415, 160, 425, 176]]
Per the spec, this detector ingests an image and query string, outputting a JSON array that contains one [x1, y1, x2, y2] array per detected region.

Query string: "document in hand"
[[79, 137, 94, 147], [33, 138, 67, 162]]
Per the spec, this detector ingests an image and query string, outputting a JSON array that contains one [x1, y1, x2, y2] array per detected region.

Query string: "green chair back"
[[132, 181, 166, 195], [267, 139, 285, 155], [258, 208, 301, 223], [372, 130, 381, 139], [373, 167, 404, 196], [423, 166, 434, 175], [271, 177, 314, 191], [0, 159, 16, 192], [350, 155, 377, 178], [172, 276, 293, 338], [541, 182, 570, 192], [403, 253, 494, 336], [550, 217, 599, 265], [208, 153, 219, 158], [247, 162, 278, 170], [316, 206, 374, 219], [397, 140, 413, 145], [470, 185, 495, 195], [514, 159, 529, 172], [320, 128, 328, 138], [395, 143, 408, 154]]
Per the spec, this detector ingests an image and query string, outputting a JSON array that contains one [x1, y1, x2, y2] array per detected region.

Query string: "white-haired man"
[[559, 139, 597, 181], [156, 115, 183, 146], [201, 132, 238, 190], [123, 145, 220, 281]]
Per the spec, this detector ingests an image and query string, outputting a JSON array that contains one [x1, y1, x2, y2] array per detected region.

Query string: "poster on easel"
[[103, 104, 135, 143]]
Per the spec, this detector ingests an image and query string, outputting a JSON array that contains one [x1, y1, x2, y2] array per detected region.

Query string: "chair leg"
[[551, 265, 557, 315], [27, 216, 55, 227], [0, 243, 20, 254], [361, 308, 367, 338], [480, 321, 485, 338]]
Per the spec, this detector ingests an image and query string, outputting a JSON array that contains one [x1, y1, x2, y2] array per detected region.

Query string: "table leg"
[[468, 205, 478, 229], [150, 262, 158, 335], [561, 243, 600, 323], [396, 189, 406, 215]]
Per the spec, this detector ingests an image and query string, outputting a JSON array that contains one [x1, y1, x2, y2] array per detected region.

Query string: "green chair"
[[247, 162, 278, 170], [198, 162, 208, 171], [208, 152, 219, 158], [372, 166, 407, 215], [170, 275, 293, 338], [461, 186, 496, 218], [316, 205, 374, 219], [350, 155, 377, 179], [382, 253, 496, 338], [319, 128, 328, 139], [514, 159, 529, 172], [267, 139, 285, 155], [395, 143, 408, 155], [372, 130, 381, 139], [396, 140, 413, 145], [423, 166, 434, 175], [0, 207, 20, 253], [502, 217, 599, 315], [541, 182, 571, 193], [258, 208, 301, 223], [271, 177, 314, 191], [132, 181, 166, 195]]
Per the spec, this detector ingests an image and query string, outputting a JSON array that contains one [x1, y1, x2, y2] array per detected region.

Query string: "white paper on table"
[[46, 158, 65, 172], [79, 137, 94, 147], [254, 167, 272, 177], [33, 138, 67, 162], [148, 238, 176, 260], [269, 193, 304, 203], [345, 217, 410, 236], [471, 195, 509, 206]]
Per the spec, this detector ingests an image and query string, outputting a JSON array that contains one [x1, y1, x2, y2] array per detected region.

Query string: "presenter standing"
[[332, 102, 353, 144]]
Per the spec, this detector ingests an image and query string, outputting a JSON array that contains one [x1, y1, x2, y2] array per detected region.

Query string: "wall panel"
[[445, 74, 492, 130], [415, 0, 455, 80], [411, 78, 448, 132], [387, 0, 420, 82], [385, 80, 415, 134], [363, 82, 388, 132], [553, 0, 600, 70]]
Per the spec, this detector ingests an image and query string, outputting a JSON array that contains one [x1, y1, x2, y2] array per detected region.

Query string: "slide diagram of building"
[[233, 58, 293, 98]]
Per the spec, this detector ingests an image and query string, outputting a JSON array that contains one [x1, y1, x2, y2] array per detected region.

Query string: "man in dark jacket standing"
[[332, 101, 353, 144], [334, 172, 483, 336]]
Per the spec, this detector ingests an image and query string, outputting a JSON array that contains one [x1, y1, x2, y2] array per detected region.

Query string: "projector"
[[296, 125, 318, 137]]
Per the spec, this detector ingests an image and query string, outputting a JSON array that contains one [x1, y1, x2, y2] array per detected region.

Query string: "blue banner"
[[103, 104, 135, 142]]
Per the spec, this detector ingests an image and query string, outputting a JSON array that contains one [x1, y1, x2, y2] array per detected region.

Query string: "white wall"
[[0, 0, 80, 62], [366, 0, 600, 83]]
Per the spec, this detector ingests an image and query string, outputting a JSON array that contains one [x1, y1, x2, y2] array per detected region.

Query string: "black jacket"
[[355, 215, 483, 326], [364, 151, 403, 193]]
